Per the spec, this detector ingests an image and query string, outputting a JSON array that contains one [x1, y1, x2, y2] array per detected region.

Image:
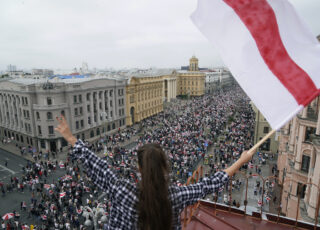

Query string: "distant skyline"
[[0, 0, 319, 71]]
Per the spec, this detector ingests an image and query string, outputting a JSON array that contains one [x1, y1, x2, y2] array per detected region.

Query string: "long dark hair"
[[137, 143, 172, 230]]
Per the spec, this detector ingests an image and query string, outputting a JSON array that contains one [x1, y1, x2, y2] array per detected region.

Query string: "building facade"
[[163, 71, 177, 102], [252, 103, 279, 153], [204, 68, 235, 94], [177, 56, 205, 97], [277, 96, 320, 221], [125, 73, 165, 126], [0, 76, 126, 152]]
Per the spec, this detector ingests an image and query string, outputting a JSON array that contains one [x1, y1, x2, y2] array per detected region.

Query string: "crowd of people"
[[1, 86, 277, 229]]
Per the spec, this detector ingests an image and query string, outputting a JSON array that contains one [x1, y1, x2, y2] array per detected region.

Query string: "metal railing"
[[182, 165, 203, 229], [182, 167, 320, 230]]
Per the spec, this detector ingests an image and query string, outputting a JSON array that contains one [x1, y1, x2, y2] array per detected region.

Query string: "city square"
[[0, 0, 320, 229]]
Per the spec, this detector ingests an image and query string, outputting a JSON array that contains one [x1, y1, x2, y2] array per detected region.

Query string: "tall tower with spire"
[[189, 55, 199, 71]]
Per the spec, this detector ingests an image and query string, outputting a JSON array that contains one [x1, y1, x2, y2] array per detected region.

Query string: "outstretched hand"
[[55, 115, 77, 147]]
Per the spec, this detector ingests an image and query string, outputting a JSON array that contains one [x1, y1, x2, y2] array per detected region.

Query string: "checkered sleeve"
[[176, 171, 229, 209], [71, 139, 118, 196]]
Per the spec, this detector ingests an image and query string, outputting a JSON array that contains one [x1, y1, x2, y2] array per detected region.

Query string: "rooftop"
[[182, 201, 320, 230], [7, 74, 125, 85]]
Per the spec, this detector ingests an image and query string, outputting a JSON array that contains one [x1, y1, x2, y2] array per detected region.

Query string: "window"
[[107, 124, 111, 131], [25, 97, 28, 105], [47, 98, 52, 105], [263, 127, 269, 134], [80, 120, 84, 128], [61, 110, 65, 116], [81, 133, 85, 140], [87, 93, 90, 101], [109, 90, 113, 97], [40, 140, 46, 148], [48, 126, 54, 135], [99, 102, 102, 110], [62, 139, 68, 147], [305, 127, 316, 142], [94, 115, 97, 122], [301, 155, 310, 173], [110, 111, 113, 118], [79, 95, 82, 103], [76, 121, 79, 129], [47, 112, 53, 120], [96, 128, 100, 136], [130, 95, 134, 103], [38, 125, 42, 135], [74, 108, 78, 116], [88, 117, 91, 125], [90, 130, 94, 138], [74, 95, 77, 103], [80, 107, 83, 115], [260, 138, 270, 151], [87, 105, 90, 112], [110, 100, 113, 107], [297, 183, 307, 199], [20, 135, 23, 143], [112, 123, 116, 130], [36, 112, 40, 120]]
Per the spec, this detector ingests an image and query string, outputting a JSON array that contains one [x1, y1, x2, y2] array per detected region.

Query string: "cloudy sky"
[[0, 0, 319, 71]]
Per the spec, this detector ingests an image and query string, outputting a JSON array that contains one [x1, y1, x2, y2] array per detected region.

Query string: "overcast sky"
[[0, 0, 319, 71]]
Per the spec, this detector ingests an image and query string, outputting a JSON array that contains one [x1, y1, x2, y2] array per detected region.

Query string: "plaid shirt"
[[72, 140, 229, 230]]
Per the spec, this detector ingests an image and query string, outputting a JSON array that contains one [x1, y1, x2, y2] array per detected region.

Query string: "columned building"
[[277, 96, 320, 221], [0, 76, 126, 152], [276, 35, 320, 222], [162, 71, 177, 102], [177, 56, 205, 97], [125, 70, 175, 126]]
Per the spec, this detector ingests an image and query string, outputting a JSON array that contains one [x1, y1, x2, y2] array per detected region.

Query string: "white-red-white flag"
[[191, 0, 320, 130]]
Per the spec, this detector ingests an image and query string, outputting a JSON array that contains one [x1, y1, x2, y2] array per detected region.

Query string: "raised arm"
[[177, 150, 252, 209], [55, 115, 118, 195]]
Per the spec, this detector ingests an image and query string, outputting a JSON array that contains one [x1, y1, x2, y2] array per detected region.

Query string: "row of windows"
[[75, 119, 125, 140], [2, 130, 33, 145], [36, 111, 65, 121], [119, 108, 125, 116], [137, 90, 162, 102], [37, 125, 55, 135], [75, 120, 85, 130]]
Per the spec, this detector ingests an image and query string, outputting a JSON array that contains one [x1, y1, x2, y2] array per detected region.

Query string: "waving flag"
[[191, 0, 320, 130], [59, 192, 66, 198], [44, 184, 50, 190]]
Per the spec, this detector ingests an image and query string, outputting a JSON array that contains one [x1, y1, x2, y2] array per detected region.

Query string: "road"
[[0, 149, 73, 225], [0, 148, 29, 183]]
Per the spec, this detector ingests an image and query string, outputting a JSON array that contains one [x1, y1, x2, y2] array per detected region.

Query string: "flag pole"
[[247, 129, 277, 157]]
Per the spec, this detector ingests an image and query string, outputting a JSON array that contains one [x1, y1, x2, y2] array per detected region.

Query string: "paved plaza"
[[0, 92, 282, 229]]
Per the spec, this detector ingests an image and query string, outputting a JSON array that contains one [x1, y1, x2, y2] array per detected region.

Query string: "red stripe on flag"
[[223, 0, 319, 106]]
